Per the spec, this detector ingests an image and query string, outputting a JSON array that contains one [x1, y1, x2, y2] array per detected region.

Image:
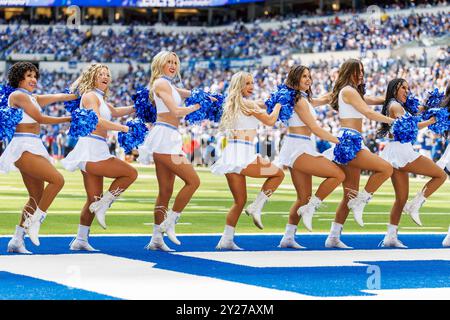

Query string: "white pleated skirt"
[[323, 127, 369, 164], [276, 134, 323, 169], [0, 133, 54, 173], [137, 122, 184, 165], [437, 143, 450, 171], [61, 134, 115, 172], [210, 139, 259, 175], [379, 141, 421, 169]]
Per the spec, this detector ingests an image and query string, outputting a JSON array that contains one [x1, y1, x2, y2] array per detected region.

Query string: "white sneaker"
[[145, 238, 175, 252], [245, 192, 268, 230], [403, 192, 425, 226], [23, 208, 46, 246], [298, 196, 322, 232], [381, 235, 408, 248], [325, 236, 353, 249], [347, 190, 372, 227], [89, 189, 123, 229], [159, 211, 181, 245], [278, 236, 306, 249], [443, 234, 450, 247], [69, 238, 99, 252], [7, 237, 32, 254], [216, 238, 243, 250]]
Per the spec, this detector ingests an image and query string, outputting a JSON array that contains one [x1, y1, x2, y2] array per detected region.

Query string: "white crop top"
[[153, 78, 182, 114], [81, 89, 112, 121], [9, 88, 42, 124], [288, 96, 316, 127], [232, 111, 259, 130], [338, 86, 364, 119]]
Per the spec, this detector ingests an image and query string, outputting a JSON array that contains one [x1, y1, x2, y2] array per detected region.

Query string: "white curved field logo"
[[66, 5, 81, 30]]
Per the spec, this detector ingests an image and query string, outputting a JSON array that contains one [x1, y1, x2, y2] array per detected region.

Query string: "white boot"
[[443, 226, 450, 247], [325, 222, 353, 249], [298, 196, 322, 232], [347, 189, 372, 227], [403, 191, 426, 227], [245, 191, 269, 230], [381, 225, 407, 248], [69, 225, 99, 251], [89, 188, 123, 229], [159, 210, 181, 245], [216, 225, 243, 250], [23, 207, 46, 246], [145, 225, 175, 252], [278, 224, 305, 249], [7, 226, 32, 254]]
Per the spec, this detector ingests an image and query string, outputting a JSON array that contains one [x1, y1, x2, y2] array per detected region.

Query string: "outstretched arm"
[[35, 93, 79, 107]]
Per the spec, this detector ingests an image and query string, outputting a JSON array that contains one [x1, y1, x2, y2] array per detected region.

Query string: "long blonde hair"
[[148, 51, 181, 103], [71, 63, 111, 98], [219, 71, 256, 131]]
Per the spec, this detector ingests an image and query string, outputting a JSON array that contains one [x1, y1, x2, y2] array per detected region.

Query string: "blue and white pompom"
[[185, 88, 214, 124], [206, 93, 225, 123], [392, 114, 420, 143], [118, 118, 149, 154], [333, 130, 363, 165], [68, 108, 98, 138], [132, 87, 157, 124], [264, 84, 297, 124], [0, 84, 23, 142], [422, 107, 449, 135], [425, 88, 445, 109], [0, 106, 23, 142], [63, 88, 81, 113], [404, 94, 419, 115], [264, 90, 279, 114]]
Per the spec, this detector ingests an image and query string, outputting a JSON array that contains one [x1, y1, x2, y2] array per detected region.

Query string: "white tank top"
[[232, 111, 259, 130], [81, 89, 112, 121], [288, 96, 316, 127], [9, 88, 42, 124], [338, 86, 364, 119], [153, 78, 182, 114]]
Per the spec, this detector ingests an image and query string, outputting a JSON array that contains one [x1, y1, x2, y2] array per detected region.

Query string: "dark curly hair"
[[7, 62, 40, 88]]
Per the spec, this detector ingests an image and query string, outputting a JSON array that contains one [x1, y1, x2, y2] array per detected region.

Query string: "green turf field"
[[1, 163, 449, 235]]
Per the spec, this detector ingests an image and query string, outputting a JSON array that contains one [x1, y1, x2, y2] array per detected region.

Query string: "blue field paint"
[[0, 271, 118, 300], [0, 234, 449, 299]]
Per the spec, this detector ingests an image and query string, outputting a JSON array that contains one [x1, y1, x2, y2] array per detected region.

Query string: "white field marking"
[[401, 227, 445, 230], [1, 210, 449, 216], [143, 222, 192, 226], [137, 174, 156, 179], [353, 288, 450, 300], [175, 248, 450, 268], [0, 232, 447, 238], [0, 254, 310, 300]]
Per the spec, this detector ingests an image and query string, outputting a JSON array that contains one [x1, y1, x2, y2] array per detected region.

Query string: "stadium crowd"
[[1, 9, 448, 61]]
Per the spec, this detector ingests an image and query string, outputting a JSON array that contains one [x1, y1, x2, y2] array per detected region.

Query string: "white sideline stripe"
[[1, 232, 447, 238], [0, 254, 310, 300], [1, 210, 450, 216], [175, 249, 450, 268], [142, 223, 192, 226]]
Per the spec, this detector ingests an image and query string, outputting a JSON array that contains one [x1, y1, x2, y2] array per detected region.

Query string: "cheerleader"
[[324, 59, 395, 248], [276, 65, 345, 249], [378, 79, 446, 248], [1, 62, 75, 254], [211, 71, 285, 250], [61, 64, 138, 251], [436, 84, 450, 247], [138, 51, 201, 252]]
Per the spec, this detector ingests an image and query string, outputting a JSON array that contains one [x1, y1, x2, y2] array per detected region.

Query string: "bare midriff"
[[157, 113, 180, 127], [288, 125, 312, 136], [340, 118, 363, 132], [15, 123, 40, 135], [230, 129, 257, 142]]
